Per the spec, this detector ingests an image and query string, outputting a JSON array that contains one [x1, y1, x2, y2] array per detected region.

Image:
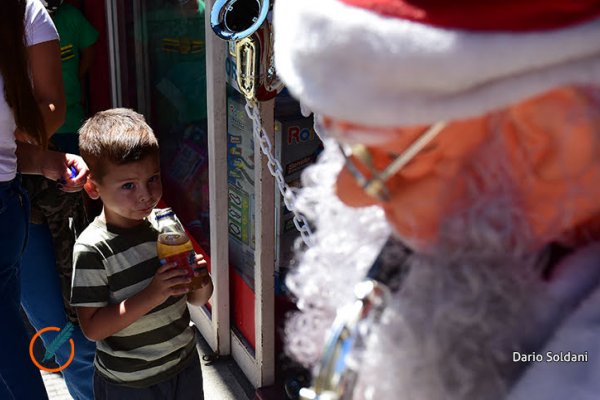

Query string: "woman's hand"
[[14, 128, 39, 145], [16, 141, 88, 192], [40, 150, 89, 192]]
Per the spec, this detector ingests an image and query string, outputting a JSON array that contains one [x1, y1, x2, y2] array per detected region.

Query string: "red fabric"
[[340, 0, 600, 31]]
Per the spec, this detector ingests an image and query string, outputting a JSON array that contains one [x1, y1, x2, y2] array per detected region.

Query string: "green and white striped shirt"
[[71, 214, 196, 388]]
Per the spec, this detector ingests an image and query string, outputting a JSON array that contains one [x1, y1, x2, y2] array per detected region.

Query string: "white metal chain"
[[244, 99, 315, 247]]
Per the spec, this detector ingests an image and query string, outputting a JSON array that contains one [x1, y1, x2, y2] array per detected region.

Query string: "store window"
[[118, 0, 210, 251]]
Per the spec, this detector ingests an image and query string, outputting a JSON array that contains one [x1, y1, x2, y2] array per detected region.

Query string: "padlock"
[[234, 22, 282, 102]]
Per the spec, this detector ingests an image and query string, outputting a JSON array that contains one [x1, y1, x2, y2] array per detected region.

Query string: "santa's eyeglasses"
[[338, 122, 447, 202]]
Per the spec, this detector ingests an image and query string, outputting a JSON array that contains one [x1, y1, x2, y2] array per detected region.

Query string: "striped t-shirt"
[[71, 214, 197, 388]]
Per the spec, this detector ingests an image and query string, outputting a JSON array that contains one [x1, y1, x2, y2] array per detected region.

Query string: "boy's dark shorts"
[[93, 353, 204, 400]]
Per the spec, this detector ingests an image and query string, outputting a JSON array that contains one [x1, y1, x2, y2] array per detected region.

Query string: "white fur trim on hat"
[[274, 0, 600, 127]]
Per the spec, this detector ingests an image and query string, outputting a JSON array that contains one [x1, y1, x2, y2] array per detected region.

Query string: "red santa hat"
[[273, 0, 600, 127]]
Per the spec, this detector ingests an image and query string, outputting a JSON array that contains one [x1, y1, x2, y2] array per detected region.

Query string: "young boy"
[[71, 108, 213, 399]]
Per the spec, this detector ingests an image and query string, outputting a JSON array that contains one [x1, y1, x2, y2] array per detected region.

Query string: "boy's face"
[[87, 155, 162, 229]]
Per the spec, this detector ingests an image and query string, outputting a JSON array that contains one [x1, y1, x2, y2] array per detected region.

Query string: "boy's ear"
[[84, 176, 100, 200]]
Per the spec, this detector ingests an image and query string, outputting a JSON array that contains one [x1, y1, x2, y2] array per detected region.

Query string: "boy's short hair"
[[79, 108, 159, 181]]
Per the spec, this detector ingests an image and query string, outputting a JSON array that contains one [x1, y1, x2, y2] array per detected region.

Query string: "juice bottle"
[[156, 208, 207, 290]]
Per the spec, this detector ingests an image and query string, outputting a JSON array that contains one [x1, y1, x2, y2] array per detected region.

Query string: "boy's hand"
[[145, 262, 191, 304], [187, 254, 213, 306], [192, 254, 211, 289]]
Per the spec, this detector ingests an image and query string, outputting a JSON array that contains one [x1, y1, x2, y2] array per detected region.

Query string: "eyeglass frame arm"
[[341, 121, 447, 201]]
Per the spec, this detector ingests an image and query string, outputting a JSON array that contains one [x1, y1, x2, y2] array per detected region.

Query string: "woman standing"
[[0, 0, 87, 398]]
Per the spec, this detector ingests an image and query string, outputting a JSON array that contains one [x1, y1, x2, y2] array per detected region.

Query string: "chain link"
[[244, 99, 315, 247]]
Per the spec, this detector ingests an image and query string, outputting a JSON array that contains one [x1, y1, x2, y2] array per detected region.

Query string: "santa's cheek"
[[335, 167, 381, 208], [384, 202, 441, 249]]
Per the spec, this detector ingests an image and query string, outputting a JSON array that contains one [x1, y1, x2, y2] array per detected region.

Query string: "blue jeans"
[[21, 223, 96, 400], [0, 177, 48, 400]]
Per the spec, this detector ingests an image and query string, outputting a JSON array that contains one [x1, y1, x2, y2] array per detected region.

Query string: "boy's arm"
[[77, 286, 163, 341], [187, 270, 213, 306], [77, 263, 192, 341]]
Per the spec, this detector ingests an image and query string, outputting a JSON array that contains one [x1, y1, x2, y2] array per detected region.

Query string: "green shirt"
[[53, 3, 99, 134], [146, 1, 207, 125]]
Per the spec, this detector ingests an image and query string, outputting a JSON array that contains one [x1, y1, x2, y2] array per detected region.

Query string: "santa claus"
[[273, 1, 600, 399]]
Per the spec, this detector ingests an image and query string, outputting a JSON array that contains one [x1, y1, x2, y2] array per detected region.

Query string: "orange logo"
[[29, 326, 75, 373]]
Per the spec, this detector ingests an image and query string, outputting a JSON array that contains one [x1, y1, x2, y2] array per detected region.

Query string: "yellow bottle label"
[[157, 234, 205, 290]]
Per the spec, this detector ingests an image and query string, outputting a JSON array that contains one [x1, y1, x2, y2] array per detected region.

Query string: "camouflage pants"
[[21, 174, 88, 324]]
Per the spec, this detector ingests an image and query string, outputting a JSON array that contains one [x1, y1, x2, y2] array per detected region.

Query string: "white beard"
[[285, 139, 549, 400], [284, 138, 391, 367]]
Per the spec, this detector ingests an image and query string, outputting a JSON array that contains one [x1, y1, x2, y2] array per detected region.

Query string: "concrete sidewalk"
[[42, 329, 255, 400]]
